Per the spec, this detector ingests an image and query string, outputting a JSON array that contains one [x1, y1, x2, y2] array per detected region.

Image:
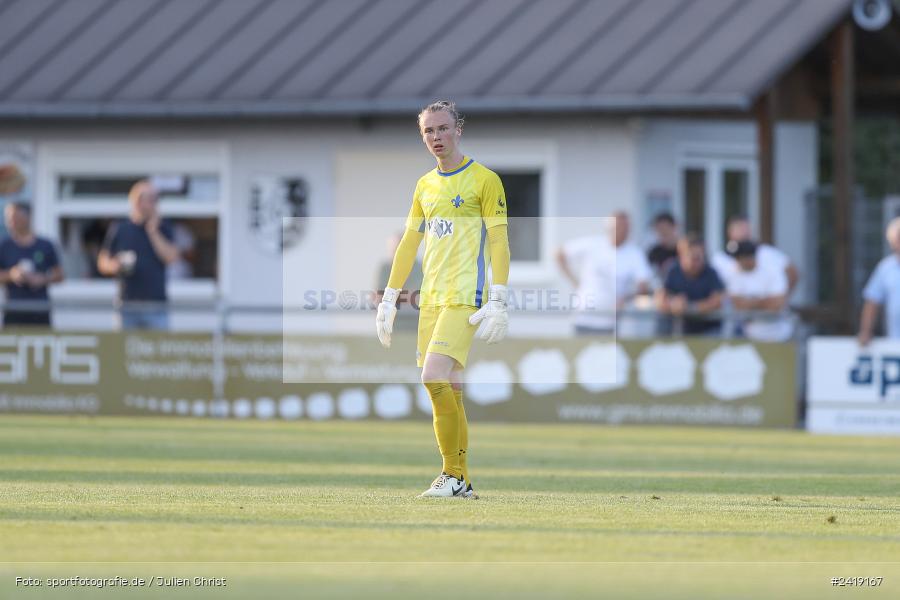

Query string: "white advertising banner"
[[807, 336, 900, 434]]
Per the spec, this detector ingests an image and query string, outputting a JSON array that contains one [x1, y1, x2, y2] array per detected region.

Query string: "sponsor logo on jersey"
[[428, 218, 454, 239], [498, 197, 505, 207]]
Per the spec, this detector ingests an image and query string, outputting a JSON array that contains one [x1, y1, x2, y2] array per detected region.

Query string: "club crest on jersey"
[[451, 195, 464, 208], [428, 218, 454, 239]]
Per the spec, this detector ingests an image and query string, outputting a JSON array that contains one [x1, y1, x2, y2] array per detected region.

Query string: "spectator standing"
[[0, 202, 63, 326], [556, 211, 652, 335], [858, 217, 900, 346], [97, 180, 179, 330], [711, 215, 799, 293], [723, 241, 792, 342], [647, 212, 679, 279], [656, 235, 724, 336]]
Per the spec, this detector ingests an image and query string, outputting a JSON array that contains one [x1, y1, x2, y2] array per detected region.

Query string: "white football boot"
[[461, 483, 479, 499], [418, 472, 466, 498]]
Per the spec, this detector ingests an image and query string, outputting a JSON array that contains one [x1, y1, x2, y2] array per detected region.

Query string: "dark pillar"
[[831, 20, 855, 332], [755, 92, 775, 245]]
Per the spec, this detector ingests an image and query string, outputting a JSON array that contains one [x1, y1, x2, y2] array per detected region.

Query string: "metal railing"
[[0, 297, 801, 338]]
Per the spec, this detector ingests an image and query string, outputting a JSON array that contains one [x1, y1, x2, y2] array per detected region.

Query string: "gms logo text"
[[0, 335, 100, 385]]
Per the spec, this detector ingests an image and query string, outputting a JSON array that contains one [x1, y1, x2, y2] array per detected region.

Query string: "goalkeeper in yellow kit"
[[376, 100, 510, 498]]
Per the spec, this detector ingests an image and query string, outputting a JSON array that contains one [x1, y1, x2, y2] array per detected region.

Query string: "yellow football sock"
[[454, 387, 469, 485], [424, 382, 461, 479]]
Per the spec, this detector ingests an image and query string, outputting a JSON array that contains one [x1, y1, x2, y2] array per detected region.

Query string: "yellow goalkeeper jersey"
[[404, 156, 508, 308]]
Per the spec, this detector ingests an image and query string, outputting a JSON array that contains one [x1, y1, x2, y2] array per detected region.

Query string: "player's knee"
[[421, 363, 450, 384], [423, 381, 456, 415], [421, 367, 439, 384]]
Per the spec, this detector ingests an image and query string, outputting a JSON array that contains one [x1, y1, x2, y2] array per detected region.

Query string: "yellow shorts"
[[417, 304, 479, 368]]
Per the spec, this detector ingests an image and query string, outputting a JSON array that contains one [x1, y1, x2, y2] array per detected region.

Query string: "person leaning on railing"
[[556, 211, 652, 336], [721, 240, 792, 342], [655, 234, 724, 336], [0, 202, 64, 327], [711, 214, 800, 295]]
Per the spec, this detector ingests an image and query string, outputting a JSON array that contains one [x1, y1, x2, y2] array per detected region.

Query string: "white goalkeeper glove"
[[468, 284, 508, 344], [376, 287, 399, 348]]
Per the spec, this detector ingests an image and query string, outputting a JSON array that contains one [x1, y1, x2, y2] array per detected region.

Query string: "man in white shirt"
[[556, 211, 652, 334], [711, 215, 799, 293], [858, 217, 900, 346], [723, 241, 792, 342]]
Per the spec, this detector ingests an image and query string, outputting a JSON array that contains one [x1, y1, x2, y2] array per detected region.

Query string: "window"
[[58, 174, 219, 203], [677, 146, 757, 253], [59, 216, 218, 281], [722, 169, 750, 243], [458, 142, 557, 283], [496, 171, 541, 262], [54, 173, 220, 282], [683, 168, 706, 237]]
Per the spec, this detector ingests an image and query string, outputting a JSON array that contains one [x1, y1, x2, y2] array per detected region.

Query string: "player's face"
[[419, 111, 460, 160]]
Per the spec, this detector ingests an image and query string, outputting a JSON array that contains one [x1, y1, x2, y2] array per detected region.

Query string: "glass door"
[[679, 153, 757, 254], [683, 168, 706, 240]]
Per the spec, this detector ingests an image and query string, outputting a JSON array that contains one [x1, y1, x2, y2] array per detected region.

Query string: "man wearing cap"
[[0, 202, 64, 326], [711, 215, 799, 293], [722, 240, 792, 342]]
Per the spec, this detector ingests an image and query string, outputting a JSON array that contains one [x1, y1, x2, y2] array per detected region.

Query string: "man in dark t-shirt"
[[0, 203, 64, 326], [647, 212, 678, 278], [98, 180, 179, 330], [656, 235, 723, 336]]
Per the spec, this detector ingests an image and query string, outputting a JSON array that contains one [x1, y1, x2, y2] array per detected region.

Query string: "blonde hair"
[[417, 100, 464, 131]]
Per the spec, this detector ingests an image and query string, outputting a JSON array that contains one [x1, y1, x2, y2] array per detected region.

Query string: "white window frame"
[[34, 140, 230, 302], [461, 140, 559, 284], [675, 143, 758, 254]]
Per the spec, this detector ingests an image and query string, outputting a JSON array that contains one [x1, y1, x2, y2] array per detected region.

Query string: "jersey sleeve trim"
[[474, 222, 487, 308]]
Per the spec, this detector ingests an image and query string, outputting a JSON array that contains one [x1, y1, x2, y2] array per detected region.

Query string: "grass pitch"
[[1, 415, 899, 599]]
